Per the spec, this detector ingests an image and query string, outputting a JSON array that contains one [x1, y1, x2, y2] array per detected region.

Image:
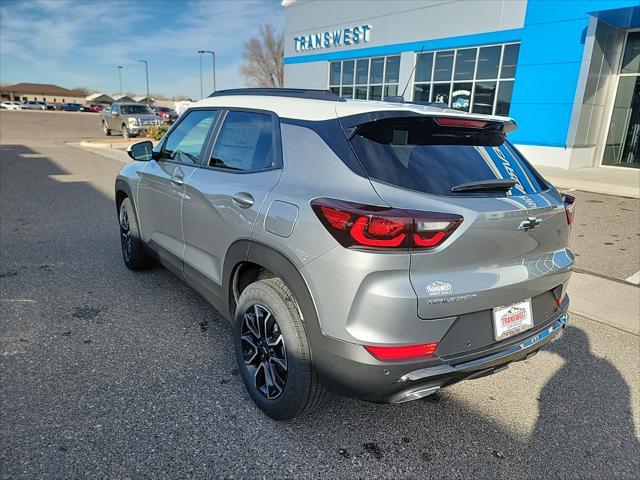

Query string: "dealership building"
[[283, 0, 639, 169]]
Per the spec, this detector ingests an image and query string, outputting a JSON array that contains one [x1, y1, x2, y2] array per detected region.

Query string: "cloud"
[[0, 0, 283, 98]]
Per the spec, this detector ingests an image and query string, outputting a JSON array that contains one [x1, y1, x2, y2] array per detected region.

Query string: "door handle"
[[232, 192, 254, 208], [170, 175, 184, 186]]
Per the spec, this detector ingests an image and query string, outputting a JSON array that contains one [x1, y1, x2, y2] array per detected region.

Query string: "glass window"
[[413, 43, 519, 115], [434, 50, 454, 81], [476, 45, 501, 80], [432, 83, 450, 105], [501, 44, 520, 78], [163, 110, 218, 164], [342, 60, 354, 85], [369, 85, 383, 101], [329, 55, 400, 101], [414, 84, 430, 102], [349, 117, 545, 197], [454, 48, 476, 81], [451, 82, 472, 111], [495, 81, 514, 116], [621, 31, 640, 75], [329, 62, 341, 85], [370, 57, 385, 84], [415, 52, 433, 83], [210, 111, 274, 172], [472, 81, 497, 115], [356, 59, 369, 84], [385, 56, 400, 83]]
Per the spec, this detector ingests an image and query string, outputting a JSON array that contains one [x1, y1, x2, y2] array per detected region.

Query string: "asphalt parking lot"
[[1, 110, 639, 479]]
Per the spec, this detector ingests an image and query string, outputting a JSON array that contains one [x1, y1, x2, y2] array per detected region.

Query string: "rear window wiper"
[[450, 179, 517, 193]]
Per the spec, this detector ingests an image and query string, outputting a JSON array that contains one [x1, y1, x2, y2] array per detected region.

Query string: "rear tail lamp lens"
[[434, 117, 488, 129], [364, 342, 439, 361], [311, 198, 462, 250], [563, 194, 575, 226]]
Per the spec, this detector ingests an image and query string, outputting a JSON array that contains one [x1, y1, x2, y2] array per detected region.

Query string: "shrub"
[[146, 124, 170, 141]]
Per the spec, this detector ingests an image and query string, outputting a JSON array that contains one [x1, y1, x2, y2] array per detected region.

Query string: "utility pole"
[[199, 50, 216, 93], [197, 51, 204, 99], [139, 60, 150, 105], [117, 66, 123, 98]]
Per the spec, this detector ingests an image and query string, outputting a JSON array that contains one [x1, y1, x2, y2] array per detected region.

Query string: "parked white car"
[[22, 101, 47, 110], [0, 101, 22, 110]]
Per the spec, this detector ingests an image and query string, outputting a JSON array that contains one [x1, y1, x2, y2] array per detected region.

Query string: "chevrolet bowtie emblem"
[[518, 216, 542, 231]]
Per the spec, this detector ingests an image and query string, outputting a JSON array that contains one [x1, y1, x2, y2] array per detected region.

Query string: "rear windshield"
[[349, 117, 547, 196], [121, 105, 152, 114]]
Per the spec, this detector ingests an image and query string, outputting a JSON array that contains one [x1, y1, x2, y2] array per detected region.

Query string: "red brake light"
[[364, 342, 439, 361], [434, 117, 487, 129], [311, 198, 462, 250], [563, 194, 575, 226]]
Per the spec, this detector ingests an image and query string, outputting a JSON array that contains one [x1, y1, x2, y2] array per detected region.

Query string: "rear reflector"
[[364, 342, 439, 361], [563, 194, 576, 226], [311, 198, 463, 250], [434, 117, 488, 129]]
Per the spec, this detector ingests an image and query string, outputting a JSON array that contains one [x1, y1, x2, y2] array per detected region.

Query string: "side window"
[[161, 110, 218, 165], [209, 111, 276, 172], [111, 104, 119, 114]]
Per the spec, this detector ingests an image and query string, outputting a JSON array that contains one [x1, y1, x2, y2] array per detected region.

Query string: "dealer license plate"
[[492, 299, 533, 341]]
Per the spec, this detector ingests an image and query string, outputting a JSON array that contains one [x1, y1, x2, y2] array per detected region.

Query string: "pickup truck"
[[100, 102, 161, 138]]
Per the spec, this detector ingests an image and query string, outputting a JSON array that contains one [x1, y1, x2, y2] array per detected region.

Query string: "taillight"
[[563, 194, 576, 226], [311, 198, 462, 250], [434, 117, 487, 129], [364, 342, 439, 361]]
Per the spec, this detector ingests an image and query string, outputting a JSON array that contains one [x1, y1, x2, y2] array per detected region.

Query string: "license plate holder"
[[492, 299, 533, 341]]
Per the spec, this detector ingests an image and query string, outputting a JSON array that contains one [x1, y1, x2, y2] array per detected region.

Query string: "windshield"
[[121, 105, 152, 114], [349, 117, 547, 197]]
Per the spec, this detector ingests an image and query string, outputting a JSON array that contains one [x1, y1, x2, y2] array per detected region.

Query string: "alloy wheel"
[[119, 208, 132, 262], [240, 304, 288, 399]]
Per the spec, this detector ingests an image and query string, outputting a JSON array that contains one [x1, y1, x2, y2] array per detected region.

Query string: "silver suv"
[[115, 88, 574, 420]]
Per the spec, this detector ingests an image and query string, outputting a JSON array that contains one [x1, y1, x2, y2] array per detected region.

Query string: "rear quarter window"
[[349, 117, 547, 196]]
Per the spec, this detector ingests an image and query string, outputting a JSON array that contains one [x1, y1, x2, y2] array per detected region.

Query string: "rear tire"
[[118, 197, 152, 270], [233, 278, 327, 420]]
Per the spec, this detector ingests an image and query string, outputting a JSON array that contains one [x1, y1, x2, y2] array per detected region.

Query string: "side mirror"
[[127, 141, 154, 162], [111, 111, 118, 116]]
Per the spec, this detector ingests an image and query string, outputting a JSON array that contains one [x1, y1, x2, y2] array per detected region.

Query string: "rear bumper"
[[312, 303, 569, 403]]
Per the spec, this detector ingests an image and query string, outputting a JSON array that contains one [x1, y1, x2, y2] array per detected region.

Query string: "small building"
[[86, 93, 114, 105], [133, 95, 151, 104], [0, 83, 86, 104], [112, 94, 136, 103]]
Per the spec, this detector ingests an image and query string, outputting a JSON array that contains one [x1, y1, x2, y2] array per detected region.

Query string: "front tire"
[[233, 278, 327, 420], [118, 197, 152, 270], [122, 124, 130, 138], [103, 121, 111, 136]]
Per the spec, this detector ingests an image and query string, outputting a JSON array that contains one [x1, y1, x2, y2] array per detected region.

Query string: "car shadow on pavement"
[[1, 146, 638, 479]]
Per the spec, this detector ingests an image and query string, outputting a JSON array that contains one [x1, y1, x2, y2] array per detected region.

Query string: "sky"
[[0, 0, 284, 99]]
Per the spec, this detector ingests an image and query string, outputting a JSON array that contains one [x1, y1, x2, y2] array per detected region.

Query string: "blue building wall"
[[284, 0, 639, 150]]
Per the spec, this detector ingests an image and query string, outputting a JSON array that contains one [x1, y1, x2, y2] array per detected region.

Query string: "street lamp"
[[117, 66, 123, 98], [139, 60, 150, 106], [198, 50, 216, 93], [197, 50, 204, 99]]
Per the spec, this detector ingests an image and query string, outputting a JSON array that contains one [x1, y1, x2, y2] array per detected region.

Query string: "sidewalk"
[[536, 165, 640, 198]]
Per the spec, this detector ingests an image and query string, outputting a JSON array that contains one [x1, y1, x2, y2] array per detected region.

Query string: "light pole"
[[199, 50, 216, 93], [117, 66, 123, 98], [197, 51, 204, 99], [139, 60, 150, 105]]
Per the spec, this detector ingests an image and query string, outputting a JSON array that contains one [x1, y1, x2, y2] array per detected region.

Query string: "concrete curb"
[[546, 177, 639, 199], [79, 140, 130, 150], [567, 271, 640, 335]]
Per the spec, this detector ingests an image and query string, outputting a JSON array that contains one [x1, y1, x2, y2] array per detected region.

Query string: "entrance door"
[[603, 31, 640, 167]]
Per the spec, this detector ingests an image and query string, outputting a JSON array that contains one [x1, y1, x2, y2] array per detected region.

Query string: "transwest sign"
[[294, 24, 371, 52]]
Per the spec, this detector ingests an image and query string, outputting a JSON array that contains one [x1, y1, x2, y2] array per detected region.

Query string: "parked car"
[[152, 106, 178, 124], [87, 104, 105, 113], [59, 103, 82, 112], [0, 101, 22, 110], [115, 88, 574, 420], [22, 101, 47, 110], [100, 102, 161, 138]]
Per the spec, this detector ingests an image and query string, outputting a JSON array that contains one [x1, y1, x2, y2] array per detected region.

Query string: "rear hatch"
[[346, 113, 574, 320]]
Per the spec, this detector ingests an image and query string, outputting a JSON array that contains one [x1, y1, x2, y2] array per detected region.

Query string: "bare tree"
[[239, 24, 284, 87]]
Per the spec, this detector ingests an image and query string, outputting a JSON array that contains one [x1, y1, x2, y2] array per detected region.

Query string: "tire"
[[118, 197, 153, 270], [103, 121, 111, 136], [233, 278, 327, 420], [122, 124, 130, 138]]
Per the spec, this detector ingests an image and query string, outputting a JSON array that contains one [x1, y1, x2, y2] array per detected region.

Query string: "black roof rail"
[[208, 88, 346, 102]]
